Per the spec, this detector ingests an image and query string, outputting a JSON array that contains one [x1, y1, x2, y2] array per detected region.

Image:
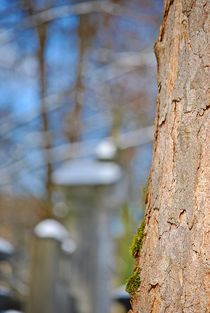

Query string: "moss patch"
[[125, 268, 141, 296], [130, 219, 145, 258], [143, 178, 149, 205]]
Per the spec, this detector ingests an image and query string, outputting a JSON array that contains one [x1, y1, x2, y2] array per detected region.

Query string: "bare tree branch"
[[0, 126, 153, 186], [0, 1, 156, 45]]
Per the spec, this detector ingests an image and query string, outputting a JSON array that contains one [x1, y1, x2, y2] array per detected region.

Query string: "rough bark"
[[130, 1, 209, 312]]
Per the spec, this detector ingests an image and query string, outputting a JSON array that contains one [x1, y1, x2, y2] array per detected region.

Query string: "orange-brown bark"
[[131, 1, 210, 312]]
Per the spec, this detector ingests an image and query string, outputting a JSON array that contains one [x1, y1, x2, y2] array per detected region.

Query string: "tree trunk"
[[130, 1, 209, 312], [37, 22, 53, 204]]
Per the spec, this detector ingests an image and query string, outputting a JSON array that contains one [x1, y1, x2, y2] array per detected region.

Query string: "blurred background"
[[0, 0, 163, 312]]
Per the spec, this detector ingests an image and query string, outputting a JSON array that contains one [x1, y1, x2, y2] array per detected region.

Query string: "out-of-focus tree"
[[0, 0, 162, 196], [0, 0, 163, 285]]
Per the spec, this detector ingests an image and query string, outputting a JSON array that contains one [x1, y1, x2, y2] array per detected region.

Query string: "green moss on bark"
[[125, 268, 141, 296], [130, 219, 145, 258]]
